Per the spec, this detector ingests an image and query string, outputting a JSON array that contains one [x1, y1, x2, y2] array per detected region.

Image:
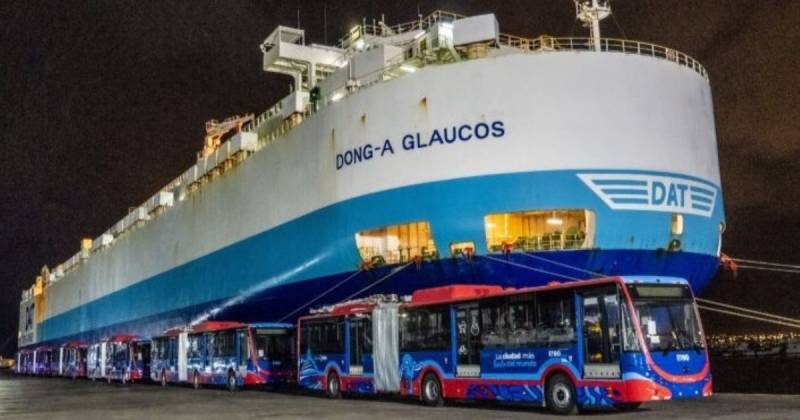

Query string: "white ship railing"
[[498, 34, 708, 80], [339, 10, 463, 48], [340, 10, 707, 80]]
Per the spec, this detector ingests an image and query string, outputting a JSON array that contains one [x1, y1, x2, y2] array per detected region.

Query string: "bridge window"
[[484, 209, 595, 252], [356, 221, 436, 264]]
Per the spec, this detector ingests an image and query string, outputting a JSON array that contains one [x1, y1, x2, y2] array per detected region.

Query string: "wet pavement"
[[1, 369, 799, 419]]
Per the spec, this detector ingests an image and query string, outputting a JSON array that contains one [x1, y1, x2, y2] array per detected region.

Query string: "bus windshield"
[[628, 285, 705, 353], [254, 331, 292, 361]]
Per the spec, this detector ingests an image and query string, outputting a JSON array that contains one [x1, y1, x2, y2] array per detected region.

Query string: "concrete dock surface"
[[1, 369, 798, 419]]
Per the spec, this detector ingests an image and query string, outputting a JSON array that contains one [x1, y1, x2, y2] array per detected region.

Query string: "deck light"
[[331, 91, 345, 102], [546, 212, 563, 226]]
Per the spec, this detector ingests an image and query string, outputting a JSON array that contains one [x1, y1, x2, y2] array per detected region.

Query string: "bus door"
[[237, 329, 248, 377], [455, 304, 481, 377], [580, 287, 622, 379], [137, 341, 151, 379], [349, 315, 372, 375], [177, 332, 188, 381], [58, 347, 64, 375]]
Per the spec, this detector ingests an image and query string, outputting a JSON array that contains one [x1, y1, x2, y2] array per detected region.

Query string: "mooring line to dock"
[[338, 262, 413, 303], [732, 265, 800, 274], [697, 298, 800, 325], [519, 252, 603, 278], [730, 257, 800, 270], [481, 255, 581, 281], [277, 269, 365, 322], [697, 305, 800, 330]]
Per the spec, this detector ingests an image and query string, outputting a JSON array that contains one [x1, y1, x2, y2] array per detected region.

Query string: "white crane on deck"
[[198, 114, 254, 160]]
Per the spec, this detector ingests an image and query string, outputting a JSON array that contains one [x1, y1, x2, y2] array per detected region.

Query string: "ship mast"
[[575, 0, 611, 52]]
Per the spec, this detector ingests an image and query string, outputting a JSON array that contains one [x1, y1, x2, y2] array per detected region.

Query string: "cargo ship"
[[18, 7, 724, 349]]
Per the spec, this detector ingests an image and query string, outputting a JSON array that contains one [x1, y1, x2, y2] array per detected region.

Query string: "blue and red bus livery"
[[153, 321, 294, 390], [16, 349, 34, 375], [150, 327, 183, 386], [297, 276, 711, 414], [60, 341, 87, 379], [32, 346, 57, 376], [105, 335, 150, 384]]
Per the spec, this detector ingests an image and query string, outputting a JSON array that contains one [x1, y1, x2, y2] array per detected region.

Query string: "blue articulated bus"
[[297, 276, 712, 414], [167, 321, 294, 391], [105, 335, 150, 384]]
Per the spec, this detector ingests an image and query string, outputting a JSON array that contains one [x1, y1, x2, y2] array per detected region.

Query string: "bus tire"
[[421, 373, 444, 407], [192, 371, 201, 390], [615, 402, 641, 411], [545, 372, 576, 415], [160, 371, 167, 387], [326, 372, 341, 399], [227, 371, 238, 392]]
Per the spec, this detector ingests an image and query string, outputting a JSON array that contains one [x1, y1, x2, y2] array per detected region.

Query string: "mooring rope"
[[277, 269, 364, 322]]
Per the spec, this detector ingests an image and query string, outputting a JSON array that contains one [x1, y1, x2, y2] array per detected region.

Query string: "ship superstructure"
[[19, 8, 723, 349]]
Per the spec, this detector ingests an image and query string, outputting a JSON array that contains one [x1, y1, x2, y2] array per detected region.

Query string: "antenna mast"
[[575, 0, 611, 52]]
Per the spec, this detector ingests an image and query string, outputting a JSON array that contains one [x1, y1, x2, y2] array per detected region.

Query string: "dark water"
[[711, 356, 800, 394]]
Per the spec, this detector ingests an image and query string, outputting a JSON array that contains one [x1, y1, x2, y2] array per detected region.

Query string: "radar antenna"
[[574, 0, 611, 51]]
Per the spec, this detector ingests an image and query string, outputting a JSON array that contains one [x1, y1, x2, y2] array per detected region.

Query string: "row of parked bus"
[[17, 276, 712, 415], [17, 322, 295, 389]]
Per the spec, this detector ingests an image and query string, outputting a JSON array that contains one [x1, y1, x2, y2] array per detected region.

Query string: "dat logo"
[[578, 173, 718, 218], [651, 181, 688, 207]]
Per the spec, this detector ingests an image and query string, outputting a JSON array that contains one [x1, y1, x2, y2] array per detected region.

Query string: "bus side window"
[[238, 330, 249, 363], [299, 323, 310, 354], [537, 290, 576, 346], [400, 306, 450, 351], [302, 318, 344, 354], [188, 335, 199, 360], [480, 298, 509, 347]]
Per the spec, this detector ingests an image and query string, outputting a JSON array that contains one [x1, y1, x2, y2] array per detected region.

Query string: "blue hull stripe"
[[38, 169, 724, 344]]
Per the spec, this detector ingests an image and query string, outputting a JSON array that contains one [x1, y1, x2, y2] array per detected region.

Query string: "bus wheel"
[[326, 372, 341, 399], [421, 373, 444, 407], [545, 373, 576, 415], [615, 402, 641, 411], [227, 372, 238, 392], [192, 372, 201, 390], [160, 371, 167, 387]]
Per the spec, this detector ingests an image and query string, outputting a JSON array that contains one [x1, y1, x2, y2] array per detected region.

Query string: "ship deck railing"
[[339, 10, 464, 49], [339, 10, 707, 81], [498, 34, 708, 80]]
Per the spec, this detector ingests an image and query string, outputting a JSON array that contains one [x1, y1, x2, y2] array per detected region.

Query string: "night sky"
[[1, 1, 799, 356]]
